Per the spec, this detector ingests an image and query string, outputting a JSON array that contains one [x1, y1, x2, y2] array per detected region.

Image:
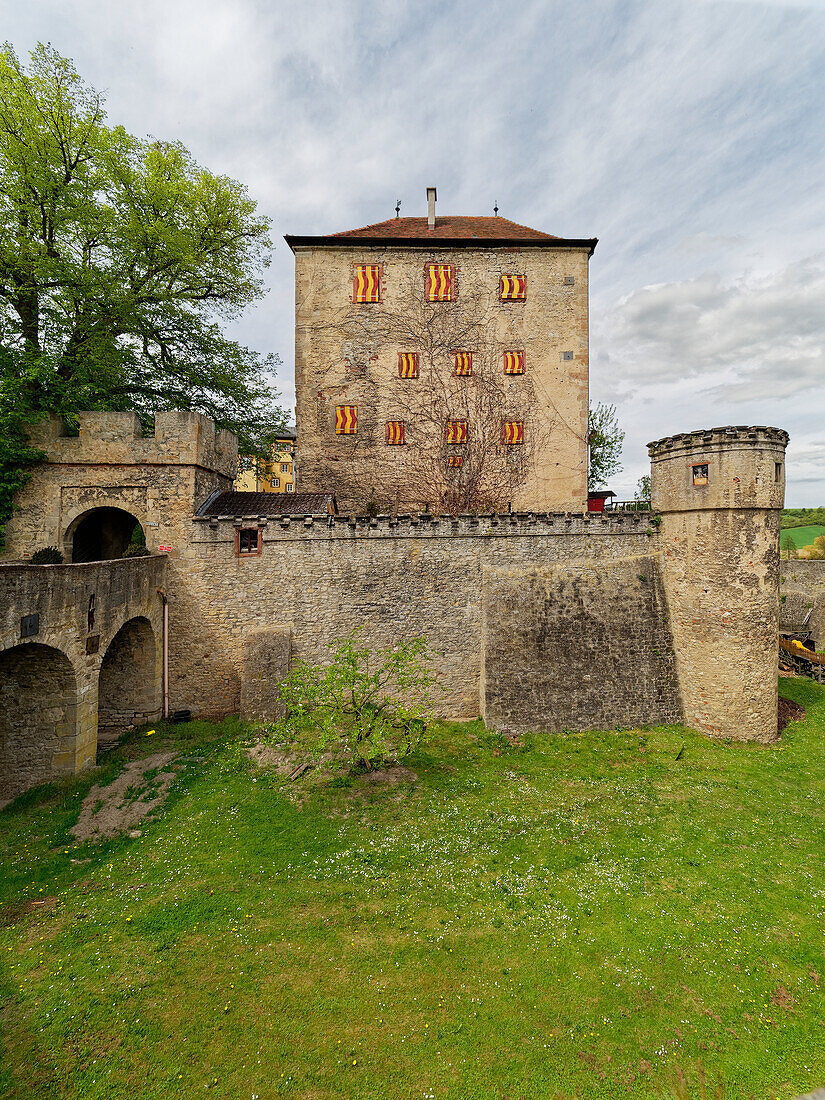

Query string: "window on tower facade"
[[353, 264, 381, 303], [502, 420, 524, 445], [499, 274, 526, 301], [453, 351, 473, 376], [385, 421, 405, 445], [398, 352, 419, 378], [335, 405, 358, 434], [446, 419, 468, 445], [425, 263, 454, 301], [503, 351, 525, 375]]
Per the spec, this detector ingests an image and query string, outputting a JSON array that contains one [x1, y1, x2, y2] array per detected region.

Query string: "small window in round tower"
[[775, 462, 782, 482], [692, 464, 709, 486]]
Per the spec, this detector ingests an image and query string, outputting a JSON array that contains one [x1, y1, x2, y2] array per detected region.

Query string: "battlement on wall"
[[648, 425, 789, 456], [28, 410, 238, 478], [192, 509, 656, 540]]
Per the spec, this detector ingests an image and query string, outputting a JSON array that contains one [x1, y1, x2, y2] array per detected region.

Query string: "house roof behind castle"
[[285, 216, 597, 253], [198, 491, 337, 517]]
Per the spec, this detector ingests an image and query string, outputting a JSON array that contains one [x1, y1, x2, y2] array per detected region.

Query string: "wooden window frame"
[[499, 274, 527, 302], [424, 262, 456, 303], [235, 527, 262, 557], [502, 420, 525, 445], [692, 464, 709, 486], [385, 420, 406, 445], [445, 419, 468, 445], [453, 351, 473, 376], [352, 263, 383, 304], [398, 352, 420, 379], [335, 405, 358, 435], [503, 350, 525, 375]]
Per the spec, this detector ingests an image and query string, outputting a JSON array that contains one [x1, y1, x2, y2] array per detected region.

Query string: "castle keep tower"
[[286, 191, 597, 514], [650, 426, 789, 742]]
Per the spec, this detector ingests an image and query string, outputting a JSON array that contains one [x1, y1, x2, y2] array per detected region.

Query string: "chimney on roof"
[[426, 186, 437, 230]]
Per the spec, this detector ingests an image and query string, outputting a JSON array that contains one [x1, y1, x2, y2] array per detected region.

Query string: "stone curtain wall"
[[781, 562, 825, 648], [293, 244, 590, 513], [0, 644, 77, 801], [168, 512, 667, 727], [98, 617, 160, 740], [482, 556, 681, 732]]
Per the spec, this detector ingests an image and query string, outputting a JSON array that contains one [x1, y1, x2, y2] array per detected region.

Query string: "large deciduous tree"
[[0, 42, 286, 539]]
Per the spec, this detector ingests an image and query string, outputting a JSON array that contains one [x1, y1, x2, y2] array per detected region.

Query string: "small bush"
[[29, 546, 63, 564], [269, 633, 440, 772]]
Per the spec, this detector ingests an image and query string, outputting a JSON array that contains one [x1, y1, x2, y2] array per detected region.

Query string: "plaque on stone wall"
[[86, 634, 100, 655], [20, 613, 39, 639]]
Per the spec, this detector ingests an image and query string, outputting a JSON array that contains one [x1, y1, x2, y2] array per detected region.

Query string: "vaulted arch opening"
[[68, 507, 145, 563], [97, 617, 160, 745], [0, 643, 78, 801]]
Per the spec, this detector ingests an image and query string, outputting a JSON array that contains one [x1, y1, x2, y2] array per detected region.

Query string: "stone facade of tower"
[[287, 213, 596, 514], [649, 426, 789, 743]]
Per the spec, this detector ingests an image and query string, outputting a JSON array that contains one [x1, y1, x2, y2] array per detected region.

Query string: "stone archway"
[[0, 643, 78, 801], [67, 507, 145, 563], [97, 617, 160, 745]]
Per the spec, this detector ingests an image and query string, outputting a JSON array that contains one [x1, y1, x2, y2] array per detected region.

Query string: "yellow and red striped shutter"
[[446, 419, 468, 445], [447, 454, 463, 468], [503, 350, 525, 375], [398, 352, 419, 378], [453, 351, 473, 376], [385, 420, 405, 445], [502, 420, 524, 445], [499, 274, 526, 301], [354, 264, 381, 303], [335, 405, 357, 434], [425, 263, 454, 301]]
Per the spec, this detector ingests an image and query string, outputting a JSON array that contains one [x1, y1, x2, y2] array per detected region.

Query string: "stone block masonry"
[[172, 511, 668, 727]]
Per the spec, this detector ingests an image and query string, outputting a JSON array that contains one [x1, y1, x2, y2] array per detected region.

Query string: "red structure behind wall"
[[587, 490, 615, 513]]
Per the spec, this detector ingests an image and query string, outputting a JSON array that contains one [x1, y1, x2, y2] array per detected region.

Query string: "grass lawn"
[[2, 681, 825, 1100], [781, 525, 825, 549]]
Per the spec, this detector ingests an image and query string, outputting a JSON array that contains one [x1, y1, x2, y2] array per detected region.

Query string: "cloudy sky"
[[5, 0, 825, 502]]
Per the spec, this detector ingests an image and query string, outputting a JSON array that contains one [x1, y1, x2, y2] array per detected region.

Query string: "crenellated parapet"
[[27, 410, 238, 480]]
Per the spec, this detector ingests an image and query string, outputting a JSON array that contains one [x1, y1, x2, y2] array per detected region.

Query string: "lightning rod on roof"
[[494, 200, 499, 216], [395, 199, 401, 218]]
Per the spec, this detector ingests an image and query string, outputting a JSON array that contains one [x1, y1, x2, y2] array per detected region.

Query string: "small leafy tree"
[[635, 474, 651, 503], [588, 402, 624, 490], [780, 533, 798, 560], [271, 634, 440, 771]]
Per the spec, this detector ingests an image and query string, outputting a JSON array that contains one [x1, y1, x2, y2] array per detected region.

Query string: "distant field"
[[781, 525, 825, 549]]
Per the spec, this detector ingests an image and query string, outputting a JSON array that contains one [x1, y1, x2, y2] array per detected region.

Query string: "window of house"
[[503, 351, 525, 375], [398, 352, 419, 378], [272, 478, 280, 488], [236, 528, 262, 556], [335, 405, 357, 434], [454, 351, 473, 376], [693, 464, 709, 486], [281, 463, 290, 472], [425, 263, 454, 302], [353, 264, 381, 303], [285, 482, 294, 492], [385, 421, 405, 445], [499, 274, 526, 301], [447, 455, 463, 468], [502, 420, 524, 445], [446, 419, 468, 445]]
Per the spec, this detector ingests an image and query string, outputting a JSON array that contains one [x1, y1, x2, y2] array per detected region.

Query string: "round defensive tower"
[[648, 425, 789, 742]]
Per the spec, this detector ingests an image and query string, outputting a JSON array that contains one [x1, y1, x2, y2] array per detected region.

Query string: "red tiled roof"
[[329, 216, 561, 241]]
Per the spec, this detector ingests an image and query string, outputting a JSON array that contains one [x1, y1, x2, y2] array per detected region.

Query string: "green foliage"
[[271, 634, 440, 771], [29, 546, 63, 564], [0, 42, 287, 512], [634, 473, 651, 502], [781, 532, 799, 560], [588, 401, 625, 490], [781, 508, 825, 529]]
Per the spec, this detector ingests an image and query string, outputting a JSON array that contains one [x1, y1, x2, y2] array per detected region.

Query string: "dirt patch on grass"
[[245, 743, 314, 775], [0, 895, 58, 927], [70, 753, 176, 842], [778, 696, 806, 732]]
